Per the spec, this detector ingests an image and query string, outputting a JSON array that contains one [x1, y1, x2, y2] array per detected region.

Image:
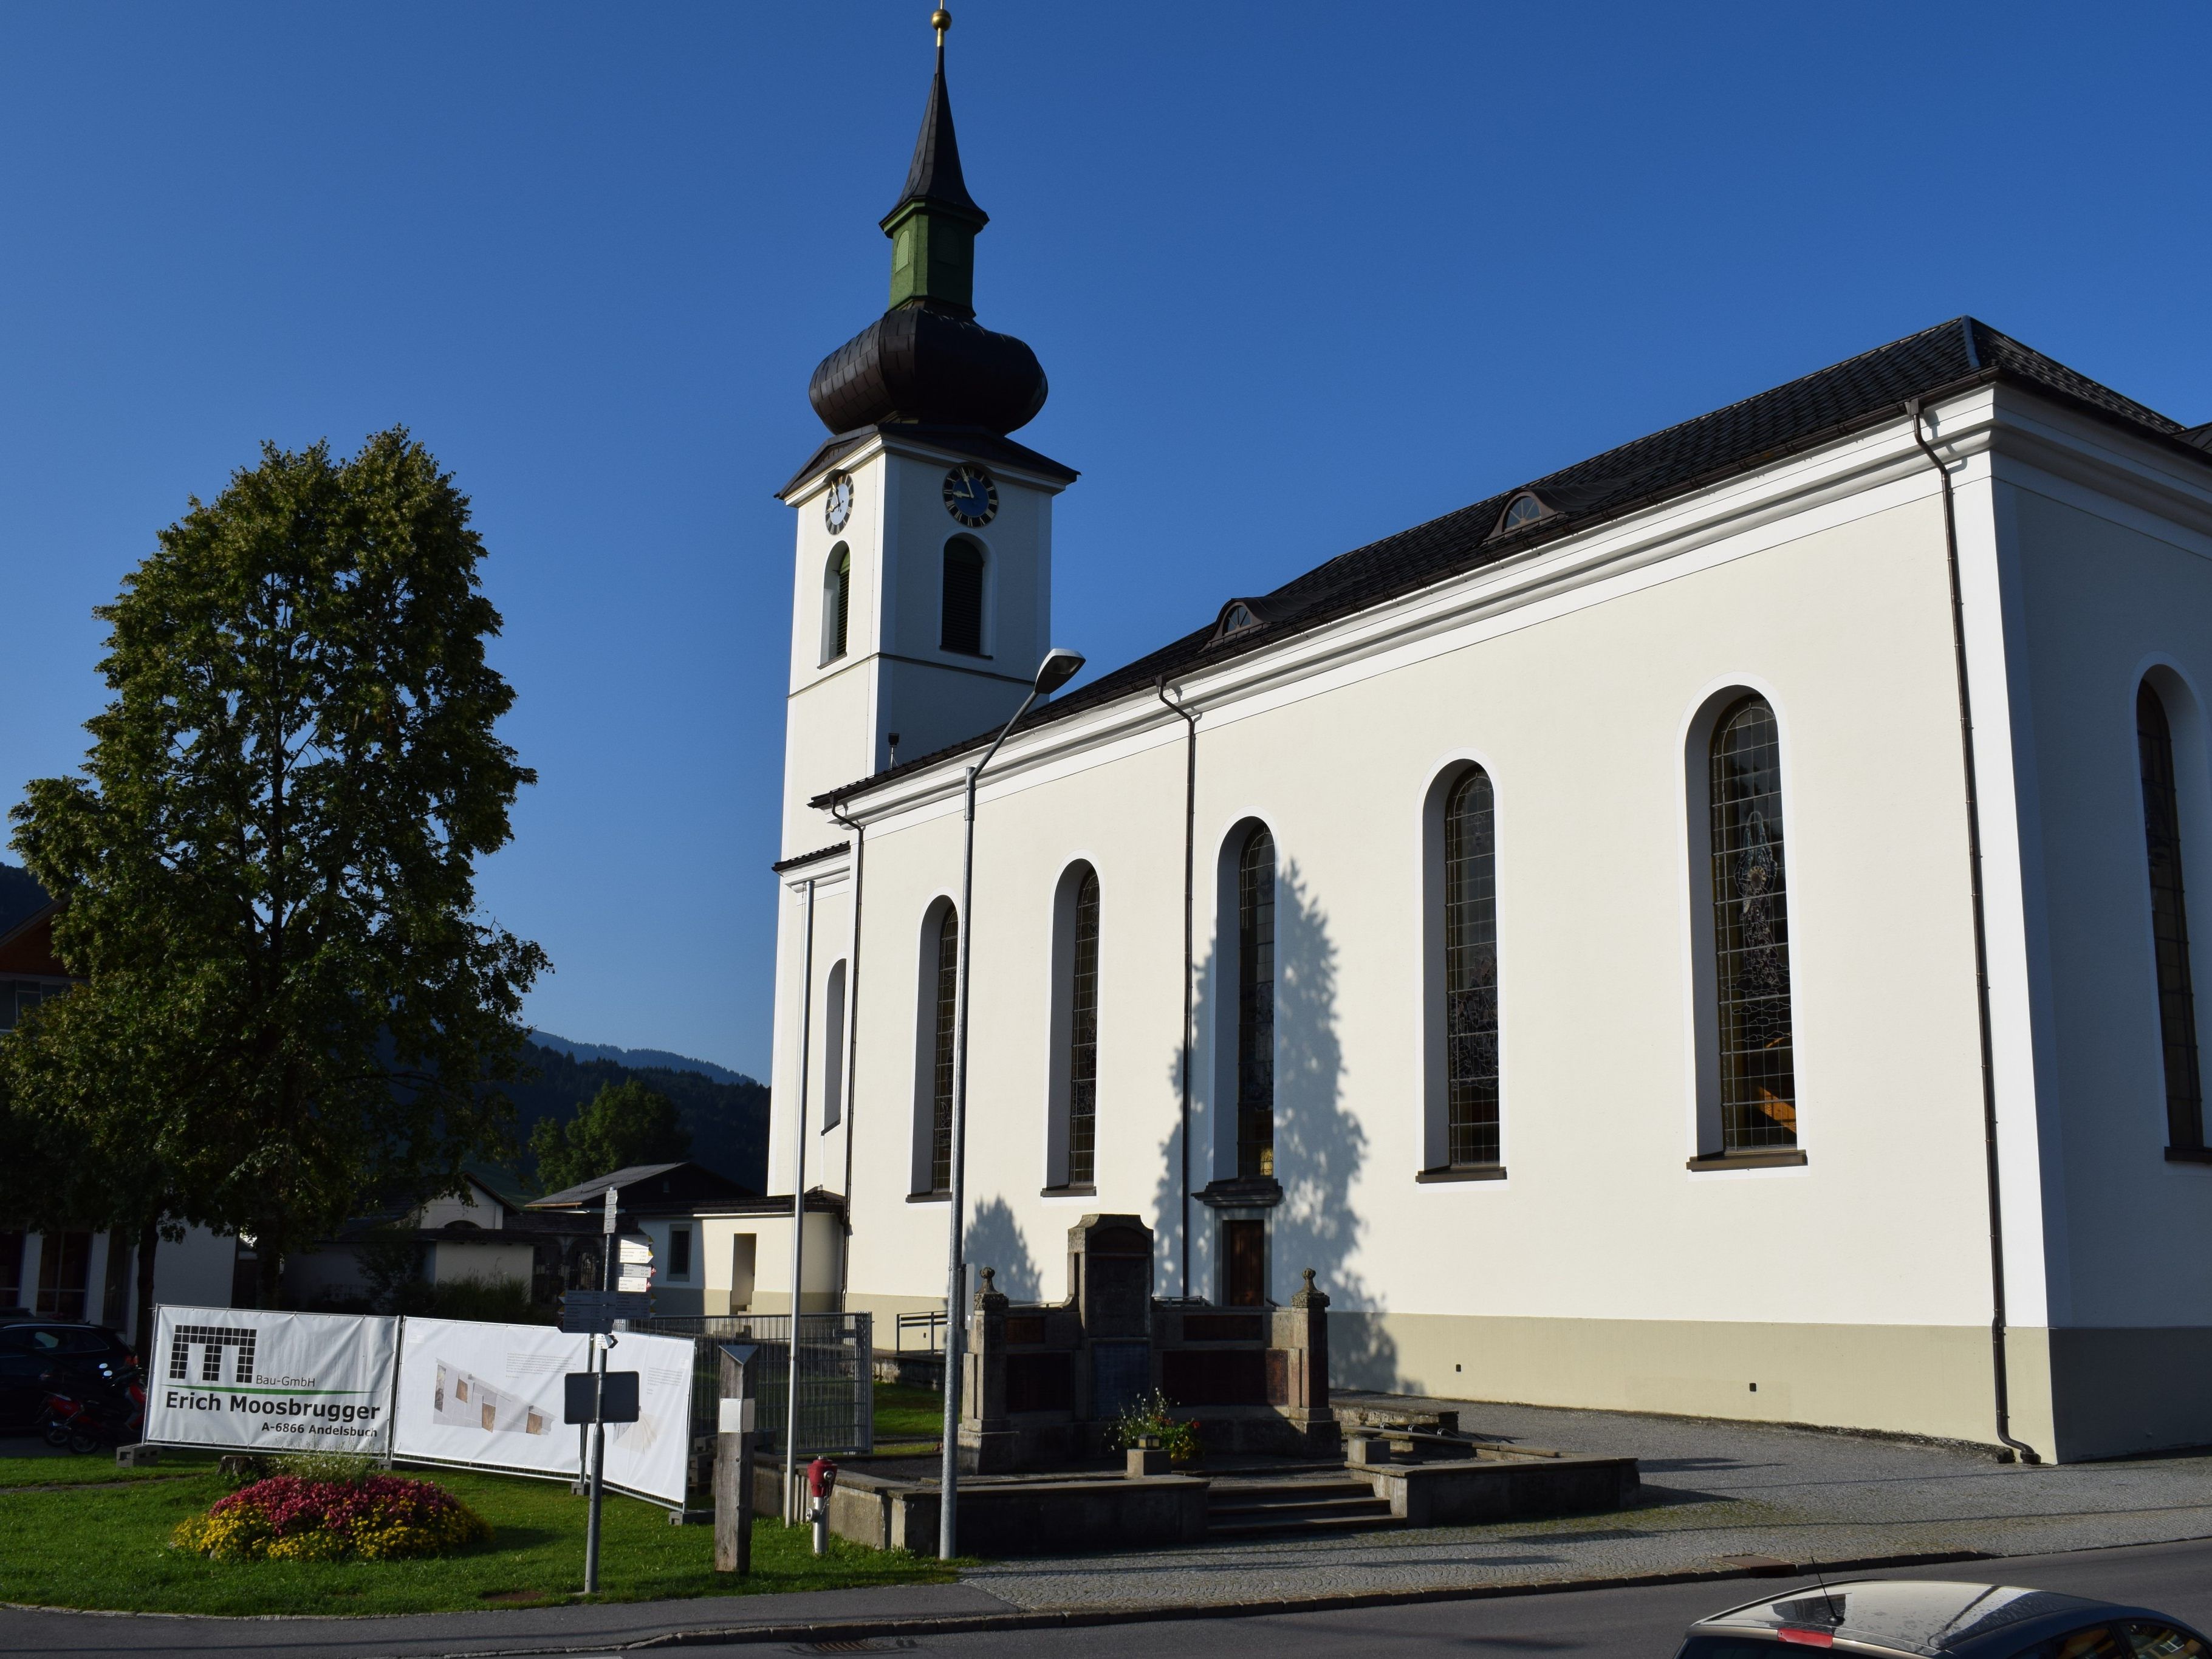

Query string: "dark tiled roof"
[[779, 423, 1077, 501], [772, 840, 849, 874], [814, 318, 2201, 809]]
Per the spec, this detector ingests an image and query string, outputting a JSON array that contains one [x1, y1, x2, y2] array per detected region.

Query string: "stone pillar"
[[957, 1267, 1016, 1473], [1269, 1268, 1341, 1455], [1067, 1214, 1153, 1438]]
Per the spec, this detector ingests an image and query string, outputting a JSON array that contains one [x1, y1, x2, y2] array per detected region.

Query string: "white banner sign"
[[145, 1305, 399, 1454], [392, 1317, 693, 1506]]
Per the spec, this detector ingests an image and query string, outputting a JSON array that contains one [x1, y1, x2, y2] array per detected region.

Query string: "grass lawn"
[[873, 1382, 945, 1450], [0, 1446, 217, 1488], [0, 1462, 956, 1616]]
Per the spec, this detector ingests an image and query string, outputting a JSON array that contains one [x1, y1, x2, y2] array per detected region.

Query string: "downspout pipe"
[[1908, 396, 2042, 1466], [1155, 676, 1199, 1300], [827, 802, 865, 1228]]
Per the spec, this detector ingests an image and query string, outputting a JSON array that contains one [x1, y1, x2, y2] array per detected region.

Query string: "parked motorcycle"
[[38, 1360, 145, 1454]]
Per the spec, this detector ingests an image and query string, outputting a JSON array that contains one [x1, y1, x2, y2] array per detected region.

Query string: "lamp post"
[[938, 645, 1085, 1561]]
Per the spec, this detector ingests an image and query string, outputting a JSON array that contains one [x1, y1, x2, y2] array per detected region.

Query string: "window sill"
[[1416, 1165, 1507, 1183], [1039, 1183, 1097, 1198], [905, 1189, 951, 1204], [1686, 1149, 1808, 1172], [2165, 1146, 2212, 1164]]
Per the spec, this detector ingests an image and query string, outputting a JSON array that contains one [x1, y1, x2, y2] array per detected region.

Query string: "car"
[[0, 1321, 137, 1431], [1678, 1579, 2208, 1657]]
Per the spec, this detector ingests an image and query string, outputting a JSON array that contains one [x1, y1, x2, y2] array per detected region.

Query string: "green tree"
[[5, 429, 547, 1308], [529, 1080, 690, 1193]]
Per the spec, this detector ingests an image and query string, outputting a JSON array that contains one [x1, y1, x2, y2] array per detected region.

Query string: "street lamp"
[[937, 645, 1084, 1559]]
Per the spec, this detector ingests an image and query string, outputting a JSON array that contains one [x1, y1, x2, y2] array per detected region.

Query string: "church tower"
[[775, 12, 1077, 855]]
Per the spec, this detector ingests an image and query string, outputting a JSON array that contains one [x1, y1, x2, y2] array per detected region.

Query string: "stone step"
[[1212, 1486, 1380, 1513], [1207, 1479, 1375, 1510], [1208, 1493, 1395, 1523], [1205, 1506, 1403, 1540]]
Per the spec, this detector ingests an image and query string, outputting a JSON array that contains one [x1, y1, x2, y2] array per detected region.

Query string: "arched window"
[[1709, 696, 1796, 1150], [821, 544, 851, 663], [1443, 768, 1499, 1167], [1237, 826, 1276, 1178], [941, 537, 984, 656], [930, 908, 959, 1192], [822, 959, 847, 1131], [2138, 680, 2203, 1151], [1067, 869, 1101, 1186]]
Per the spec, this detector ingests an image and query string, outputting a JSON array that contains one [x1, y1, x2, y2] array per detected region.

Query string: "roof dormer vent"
[[1208, 597, 1274, 646], [1488, 490, 1557, 540]]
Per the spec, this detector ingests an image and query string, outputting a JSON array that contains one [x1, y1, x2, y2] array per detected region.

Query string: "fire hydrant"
[[807, 1457, 840, 1556]]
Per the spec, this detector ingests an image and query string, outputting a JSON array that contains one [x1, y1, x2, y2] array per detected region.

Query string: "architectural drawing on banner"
[[431, 1360, 553, 1437]]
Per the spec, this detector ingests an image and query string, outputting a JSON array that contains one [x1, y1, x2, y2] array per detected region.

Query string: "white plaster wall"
[[1998, 436, 2212, 1331], [804, 471, 2012, 1374]]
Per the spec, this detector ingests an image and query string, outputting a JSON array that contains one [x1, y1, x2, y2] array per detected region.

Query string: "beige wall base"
[[1334, 1312, 2062, 1457], [2047, 1327, 2212, 1462]]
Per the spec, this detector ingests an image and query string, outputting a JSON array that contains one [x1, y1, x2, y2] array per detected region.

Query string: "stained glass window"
[[1238, 827, 1276, 1178], [1710, 697, 1796, 1150], [1067, 869, 1100, 1186], [2138, 682, 2203, 1151], [930, 908, 959, 1191], [1444, 768, 1500, 1166]]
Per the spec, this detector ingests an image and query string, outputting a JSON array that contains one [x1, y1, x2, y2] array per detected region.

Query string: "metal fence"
[[631, 1312, 873, 1460]]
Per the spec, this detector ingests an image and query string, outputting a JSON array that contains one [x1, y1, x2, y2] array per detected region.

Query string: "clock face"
[[942, 465, 998, 528], [824, 473, 854, 535]]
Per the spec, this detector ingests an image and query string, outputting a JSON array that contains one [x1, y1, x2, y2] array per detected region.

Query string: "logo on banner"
[[168, 1323, 258, 1385]]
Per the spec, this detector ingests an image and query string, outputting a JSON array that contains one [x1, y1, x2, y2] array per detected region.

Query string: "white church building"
[[740, 36, 2212, 1463]]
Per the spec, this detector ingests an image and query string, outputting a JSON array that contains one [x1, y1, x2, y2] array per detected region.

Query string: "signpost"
[[713, 1341, 758, 1575], [585, 1189, 618, 1593]]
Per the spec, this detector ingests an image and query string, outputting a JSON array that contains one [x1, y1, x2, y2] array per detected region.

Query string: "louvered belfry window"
[[930, 908, 959, 1191], [1710, 696, 1797, 1150], [2138, 682, 2204, 1151], [1237, 827, 1276, 1178], [829, 545, 851, 661], [1443, 768, 1501, 1166], [1067, 869, 1101, 1186], [941, 538, 984, 655]]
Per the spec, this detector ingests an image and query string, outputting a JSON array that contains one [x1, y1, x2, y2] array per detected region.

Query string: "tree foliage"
[[529, 1080, 690, 1194], [4, 430, 546, 1305]]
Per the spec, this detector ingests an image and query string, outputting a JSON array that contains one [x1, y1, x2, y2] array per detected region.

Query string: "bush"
[[172, 1473, 490, 1562], [1104, 1389, 1201, 1463], [427, 1273, 547, 1325]]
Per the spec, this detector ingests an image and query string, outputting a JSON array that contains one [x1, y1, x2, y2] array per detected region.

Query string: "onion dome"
[[807, 22, 1048, 436]]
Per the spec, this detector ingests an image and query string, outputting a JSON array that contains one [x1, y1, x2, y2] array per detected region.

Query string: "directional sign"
[[558, 1290, 653, 1334]]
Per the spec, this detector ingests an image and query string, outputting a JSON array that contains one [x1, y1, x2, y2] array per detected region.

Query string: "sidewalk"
[[5, 1396, 2210, 1658]]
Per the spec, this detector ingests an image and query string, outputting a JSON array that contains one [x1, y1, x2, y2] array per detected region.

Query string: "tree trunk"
[[256, 1240, 284, 1311], [134, 1215, 159, 1364]]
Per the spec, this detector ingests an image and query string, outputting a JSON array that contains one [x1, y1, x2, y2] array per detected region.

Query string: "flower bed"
[[171, 1473, 491, 1562]]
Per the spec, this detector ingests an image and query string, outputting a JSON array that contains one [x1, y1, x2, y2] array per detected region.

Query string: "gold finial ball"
[[931, 8, 951, 34]]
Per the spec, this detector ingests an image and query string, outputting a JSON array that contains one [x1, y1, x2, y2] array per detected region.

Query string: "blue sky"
[[1, 3, 2205, 1080]]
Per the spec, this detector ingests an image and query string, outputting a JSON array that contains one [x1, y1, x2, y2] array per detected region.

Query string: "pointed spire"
[[883, 30, 986, 230]]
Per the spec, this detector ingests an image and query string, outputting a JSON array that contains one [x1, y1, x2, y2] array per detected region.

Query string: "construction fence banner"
[[144, 1304, 399, 1455], [391, 1316, 693, 1507]]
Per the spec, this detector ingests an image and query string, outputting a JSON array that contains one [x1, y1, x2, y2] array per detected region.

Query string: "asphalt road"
[[4, 1536, 2208, 1657], [708, 1536, 2212, 1658]]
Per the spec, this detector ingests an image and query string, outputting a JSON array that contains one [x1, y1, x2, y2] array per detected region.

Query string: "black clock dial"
[[942, 465, 998, 528], [824, 473, 854, 534]]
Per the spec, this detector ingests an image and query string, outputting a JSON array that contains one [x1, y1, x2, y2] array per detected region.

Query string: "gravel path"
[[962, 1395, 2212, 1613]]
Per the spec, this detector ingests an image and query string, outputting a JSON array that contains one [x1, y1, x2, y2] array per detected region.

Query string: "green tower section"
[[879, 41, 988, 318]]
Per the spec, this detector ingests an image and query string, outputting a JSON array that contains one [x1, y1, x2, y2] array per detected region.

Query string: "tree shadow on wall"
[[1150, 858, 1400, 1392], [964, 1194, 1043, 1304]]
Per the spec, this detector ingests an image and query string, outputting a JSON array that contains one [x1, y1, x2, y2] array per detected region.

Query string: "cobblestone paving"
[[962, 1397, 2212, 1613]]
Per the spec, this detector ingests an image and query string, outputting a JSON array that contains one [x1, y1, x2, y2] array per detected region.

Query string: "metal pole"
[[931, 649, 1081, 1562], [785, 877, 818, 1522], [937, 764, 980, 1559], [584, 1186, 615, 1593]]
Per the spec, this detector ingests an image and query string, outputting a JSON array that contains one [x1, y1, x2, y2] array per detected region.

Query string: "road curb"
[[436, 1548, 1999, 1655]]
